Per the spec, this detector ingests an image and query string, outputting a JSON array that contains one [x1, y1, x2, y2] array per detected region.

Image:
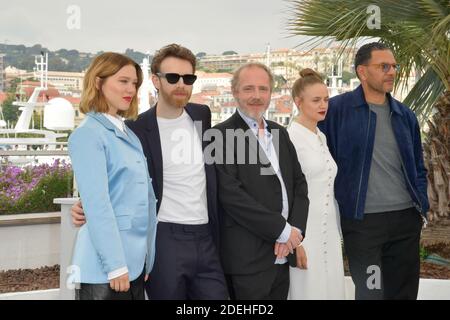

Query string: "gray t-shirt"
[[364, 100, 414, 213]]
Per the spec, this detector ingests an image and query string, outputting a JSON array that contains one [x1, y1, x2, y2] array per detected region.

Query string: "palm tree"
[[286, 0, 449, 221], [314, 52, 320, 70], [321, 55, 331, 75]]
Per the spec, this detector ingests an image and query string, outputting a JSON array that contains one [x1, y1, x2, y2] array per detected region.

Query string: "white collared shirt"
[[104, 113, 126, 133]]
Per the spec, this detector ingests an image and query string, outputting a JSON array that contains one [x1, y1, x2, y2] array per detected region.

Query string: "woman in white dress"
[[287, 69, 346, 300]]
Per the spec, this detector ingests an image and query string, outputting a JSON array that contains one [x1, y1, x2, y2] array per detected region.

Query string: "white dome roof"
[[48, 97, 73, 109], [44, 97, 75, 130]]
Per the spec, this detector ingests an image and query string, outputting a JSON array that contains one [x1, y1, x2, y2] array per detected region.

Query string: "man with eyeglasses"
[[71, 44, 228, 300], [319, 42, 429, 300]]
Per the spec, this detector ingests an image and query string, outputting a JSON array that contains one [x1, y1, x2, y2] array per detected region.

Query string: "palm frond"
[[403, 67, 446, 124], [286, 0, 450, 121]]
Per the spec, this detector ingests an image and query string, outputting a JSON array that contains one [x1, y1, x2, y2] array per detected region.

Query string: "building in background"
[[23, 71, 84, 97], [1, 45, 417, 130], [193, 71, 232, 94], [198, 46, 357, 87], [0, 54, 5, 92]]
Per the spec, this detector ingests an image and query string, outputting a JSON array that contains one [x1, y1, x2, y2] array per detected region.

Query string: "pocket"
[[116, 215, 132, 231], [416, 210, 424, 229]]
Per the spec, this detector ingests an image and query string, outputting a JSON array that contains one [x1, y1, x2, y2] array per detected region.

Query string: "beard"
[[238, 98, 268, 121], [367, 77, 394, 94], [246, 108, 266, 121], [159, 87, 191, 108]]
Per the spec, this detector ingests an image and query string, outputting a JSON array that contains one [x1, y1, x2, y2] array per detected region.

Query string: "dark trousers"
[[341, 207, 422, 300], [225, 263, 289, 300], [75, 270, 145, 300], [145, 222, 228, 300]]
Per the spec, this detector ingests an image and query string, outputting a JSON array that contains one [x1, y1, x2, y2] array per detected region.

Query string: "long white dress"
[[287, 121, 346, 300]]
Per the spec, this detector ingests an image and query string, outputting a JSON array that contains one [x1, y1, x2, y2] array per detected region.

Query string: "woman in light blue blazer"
[[68, 52, 157, 300]]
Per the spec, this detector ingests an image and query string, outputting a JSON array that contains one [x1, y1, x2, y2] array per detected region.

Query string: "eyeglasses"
[[364, 63, 400, 73], [156, 72, 197, 85]]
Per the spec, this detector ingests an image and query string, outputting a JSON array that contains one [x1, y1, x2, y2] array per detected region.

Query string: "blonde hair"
[[80, 52, 143, 120], [291, 68, 324, 99], [231, 62, 274, 93]]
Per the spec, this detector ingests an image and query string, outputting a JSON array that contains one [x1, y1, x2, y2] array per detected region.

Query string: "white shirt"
[[157, 110, 209, 224], [104, 113, 126, 133]]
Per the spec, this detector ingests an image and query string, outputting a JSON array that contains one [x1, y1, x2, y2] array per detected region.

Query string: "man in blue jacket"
[[319, 42, 429, 300]]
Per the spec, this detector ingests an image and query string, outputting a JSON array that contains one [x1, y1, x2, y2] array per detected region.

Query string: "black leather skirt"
[[75, 270, 145, 300]]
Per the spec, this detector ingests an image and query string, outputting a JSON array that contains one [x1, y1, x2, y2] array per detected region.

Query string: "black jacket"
[[213, 111, 309, 275]]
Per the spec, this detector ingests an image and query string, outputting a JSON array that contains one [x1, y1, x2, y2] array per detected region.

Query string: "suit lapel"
[[232, 112, 273, 172], [185, 105, 208, 150], [269, 123, 294, 209], [88, 113, 140, 151], [143, 106, 164, 206]]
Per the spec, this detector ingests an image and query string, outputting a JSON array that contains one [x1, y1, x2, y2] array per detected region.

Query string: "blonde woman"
[[287, 69, 345, 300], [69, 52, 157, 300]]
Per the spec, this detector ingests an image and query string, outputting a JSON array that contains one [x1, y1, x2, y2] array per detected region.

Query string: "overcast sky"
[[1, 0, 310, 55]]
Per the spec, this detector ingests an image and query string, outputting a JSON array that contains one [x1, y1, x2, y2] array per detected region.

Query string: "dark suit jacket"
[[213, 111, 309, 275], [125, 103, 220, 246]]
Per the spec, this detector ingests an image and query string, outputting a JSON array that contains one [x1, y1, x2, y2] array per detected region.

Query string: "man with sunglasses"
[[319, 42, 429, 300], [71, 44, 228, 300]]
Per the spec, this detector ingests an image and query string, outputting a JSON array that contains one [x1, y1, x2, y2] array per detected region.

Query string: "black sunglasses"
[[156, 72, 197, 85]]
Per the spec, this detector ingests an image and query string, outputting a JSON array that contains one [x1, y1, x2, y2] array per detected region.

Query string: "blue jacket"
[[68, 112, 158, 284], [318, 85, 429, 220]]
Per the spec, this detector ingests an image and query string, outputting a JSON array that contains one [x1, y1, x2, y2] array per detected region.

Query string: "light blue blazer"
[[68, 112, 157, 284]]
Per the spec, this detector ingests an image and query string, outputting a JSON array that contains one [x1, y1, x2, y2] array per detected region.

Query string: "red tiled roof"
[[0, 92, 8, 105], [190, 93, 213, 105], [221, 101, 238, 108], [63, 96, 81, 105], [274, 96, 293, 114], [21, 80, 41, 86], [23, 87, 60, 101]]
